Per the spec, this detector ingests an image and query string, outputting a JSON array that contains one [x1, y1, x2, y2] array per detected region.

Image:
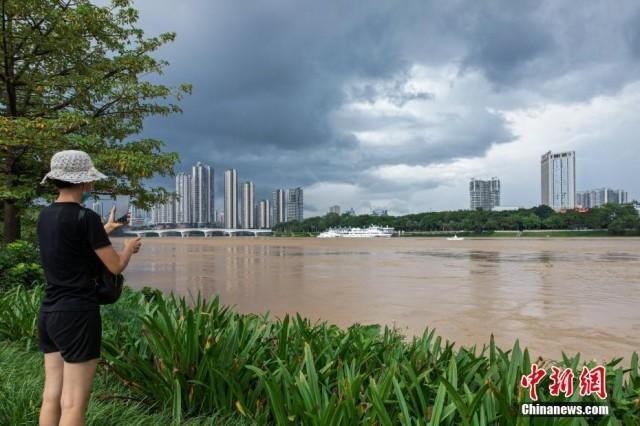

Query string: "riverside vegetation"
[[274, 204, 640, 236], [1, 242, 639, 425]]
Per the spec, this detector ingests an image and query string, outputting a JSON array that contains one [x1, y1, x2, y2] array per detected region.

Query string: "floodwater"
[[116, 237, 640, 362]]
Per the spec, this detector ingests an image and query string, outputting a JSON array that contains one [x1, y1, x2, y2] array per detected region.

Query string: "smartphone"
[[114, 195, 130, 223]]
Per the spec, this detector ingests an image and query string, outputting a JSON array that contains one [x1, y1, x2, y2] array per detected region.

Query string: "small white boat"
[[447, 234, 464, 241]]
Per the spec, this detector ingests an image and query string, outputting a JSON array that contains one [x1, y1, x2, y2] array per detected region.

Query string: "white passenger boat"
[[446, 234, 464, 241], [317, 225, 395, 238]]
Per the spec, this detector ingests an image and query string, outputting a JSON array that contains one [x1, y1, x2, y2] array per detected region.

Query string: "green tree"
[[500, 214, 520, 230], [585, 205, 612, 229], [532, 204, 555, 220], [484, 218, 498, 231], [521, 213, 541, 229], [543, 214, 566, 229], [608, 215, 640, 235], [325, 212, 341, 228], [1, 0, 190, 243]]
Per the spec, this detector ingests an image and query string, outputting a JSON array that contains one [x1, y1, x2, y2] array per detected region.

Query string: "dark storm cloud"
[[460, 10, 555, 86], [144, 0, 407, 152], [138, 0, 419, 196], [456, 1, 640, 98], [625, 9, 640, 59], [132, 0, 640, 210]]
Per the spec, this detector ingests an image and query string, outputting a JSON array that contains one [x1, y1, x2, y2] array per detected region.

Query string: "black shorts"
[[38, 309, 101, 363]]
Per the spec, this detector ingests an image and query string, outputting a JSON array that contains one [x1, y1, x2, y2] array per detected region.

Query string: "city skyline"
[[144, 163, 305, 228], [152, 143, 636, 220], [577, 188, 629, 209], [108, 148, 637, 227], [138, 149, 637, 227]]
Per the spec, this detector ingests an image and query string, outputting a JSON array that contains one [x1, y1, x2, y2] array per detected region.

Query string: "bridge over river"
[[124, 228, 273, 237]]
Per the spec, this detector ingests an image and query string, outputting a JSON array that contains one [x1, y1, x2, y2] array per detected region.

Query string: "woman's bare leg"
[[59, 358, 98, 426], [39, 352, 65, 426]]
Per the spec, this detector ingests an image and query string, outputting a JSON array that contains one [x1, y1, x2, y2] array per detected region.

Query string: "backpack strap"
[[77, 207, 91, 239], [77, 207, 100, 283], [77, 206, 86, 226]]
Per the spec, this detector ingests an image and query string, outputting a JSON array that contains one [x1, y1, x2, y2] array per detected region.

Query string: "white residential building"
[[152, 201, 175, 225], [541, 150, 576, 210], [469, 177, 500, 211]]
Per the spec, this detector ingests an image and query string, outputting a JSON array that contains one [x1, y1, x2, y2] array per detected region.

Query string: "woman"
[[37, 150, 142, 426]]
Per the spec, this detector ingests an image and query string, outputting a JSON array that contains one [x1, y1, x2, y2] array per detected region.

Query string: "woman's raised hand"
[[125, 237, 142, 254], [105, 206, 129, 234]]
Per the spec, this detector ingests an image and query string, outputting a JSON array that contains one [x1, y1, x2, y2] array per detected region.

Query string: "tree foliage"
[[274, 204, 640, 235], [1, 0, 190, 242]]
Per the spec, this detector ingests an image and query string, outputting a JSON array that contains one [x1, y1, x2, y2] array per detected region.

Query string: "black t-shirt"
[[37, 202, 111, 312]]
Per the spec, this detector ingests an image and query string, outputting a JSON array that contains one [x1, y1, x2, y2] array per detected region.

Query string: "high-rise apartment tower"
[[286, 187, 303, 222], [224, 169, 238, 228], [258, 200, 271, 229], [541, 151, 576, 210], [192, 162, 214, 226], [241, 181, 255, 229], [176, 173, 192, 224], [271, 189, 286, 225], [469, 177, 501, 211]]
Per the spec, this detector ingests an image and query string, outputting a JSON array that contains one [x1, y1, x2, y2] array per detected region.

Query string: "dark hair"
[[48, 178, 78, 189]]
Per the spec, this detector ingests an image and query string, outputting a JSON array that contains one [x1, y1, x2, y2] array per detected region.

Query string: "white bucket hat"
[[40, 150, 108, 184]]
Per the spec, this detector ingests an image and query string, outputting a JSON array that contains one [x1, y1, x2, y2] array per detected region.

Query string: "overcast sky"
[[131, 0, 640, 217]]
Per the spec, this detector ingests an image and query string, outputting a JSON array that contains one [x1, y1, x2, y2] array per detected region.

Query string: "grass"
[[0, 341, 253, 426], [1, 284, 639, 425]]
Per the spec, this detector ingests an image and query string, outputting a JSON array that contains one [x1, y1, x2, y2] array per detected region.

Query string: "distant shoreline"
[[400, 230, 614, 238], [270, 230, 637, 238], [116, 232, 640, 239]]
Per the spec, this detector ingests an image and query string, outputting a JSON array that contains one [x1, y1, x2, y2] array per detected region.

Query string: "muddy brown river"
[[115, 237, 640, 362]]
